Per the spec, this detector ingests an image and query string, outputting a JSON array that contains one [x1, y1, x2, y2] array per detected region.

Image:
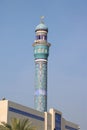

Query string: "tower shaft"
[[35, 59, 47, 111], [33, 21, 51, 112]]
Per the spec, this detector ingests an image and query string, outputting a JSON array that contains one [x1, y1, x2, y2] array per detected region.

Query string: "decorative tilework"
[[34, 95, 47, 112], [33, 45, 49, 59], [34, 60, 47, 112]]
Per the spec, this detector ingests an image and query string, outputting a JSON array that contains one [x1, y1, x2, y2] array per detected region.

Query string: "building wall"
[[0, 100, 8, 123], [62, 118, 66, 130], [2, 100, 45, 130], [65, 120, 79, 130], [44, 112, 52, 130], [49, 108, 79, 130], [0, 100, 79, 130], [49, 108, 62, 130]]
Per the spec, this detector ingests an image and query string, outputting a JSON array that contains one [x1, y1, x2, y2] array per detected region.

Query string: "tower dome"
[[35, 23, 48, 32]]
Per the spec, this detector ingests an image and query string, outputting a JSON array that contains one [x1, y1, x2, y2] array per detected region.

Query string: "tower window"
[[36, 35, 47, 40], [36, 35, 40, 39]]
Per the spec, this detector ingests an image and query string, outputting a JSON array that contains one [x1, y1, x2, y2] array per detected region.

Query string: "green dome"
[[35, 23, 48, 32]]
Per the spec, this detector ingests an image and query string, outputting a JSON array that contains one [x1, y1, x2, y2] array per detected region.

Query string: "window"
[[55, 113, 61, 130], [36, 35, 47, 40]]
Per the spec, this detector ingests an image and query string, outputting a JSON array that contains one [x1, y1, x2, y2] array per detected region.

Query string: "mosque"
[[0, 19, 80, 130]]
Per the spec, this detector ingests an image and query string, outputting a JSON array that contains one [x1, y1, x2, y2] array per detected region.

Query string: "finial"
[[40, 16, 45, 23]]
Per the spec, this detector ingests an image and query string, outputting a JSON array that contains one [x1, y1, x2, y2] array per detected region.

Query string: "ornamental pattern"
[[34, 61, 47, 112]]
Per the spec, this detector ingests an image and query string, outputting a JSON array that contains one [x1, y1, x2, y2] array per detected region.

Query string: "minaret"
[[32, 17, 51, 112]]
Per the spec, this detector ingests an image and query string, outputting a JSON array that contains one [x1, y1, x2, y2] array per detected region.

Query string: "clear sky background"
[[0, 0, 87, 130]]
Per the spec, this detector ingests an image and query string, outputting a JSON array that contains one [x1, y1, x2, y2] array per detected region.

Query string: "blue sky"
[[0, 0, 87, 130]]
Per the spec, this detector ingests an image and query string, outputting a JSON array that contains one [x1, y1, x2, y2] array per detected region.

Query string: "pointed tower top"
[[40, 16, 45, 23], [35, 16, 48, 32]]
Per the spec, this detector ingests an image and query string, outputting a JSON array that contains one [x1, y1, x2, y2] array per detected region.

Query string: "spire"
[[35, 16, 48, 32], [40, 16, 45, 24]]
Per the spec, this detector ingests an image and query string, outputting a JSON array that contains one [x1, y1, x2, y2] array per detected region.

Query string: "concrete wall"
[[0, 100, 80, 130], [1, 100, 45, 130], [62, 118, 66, 130], [65, 120, 79, 130], [44, 112, 52, 130], [49, 108, 62, 130], [0, 100, 8, 123]]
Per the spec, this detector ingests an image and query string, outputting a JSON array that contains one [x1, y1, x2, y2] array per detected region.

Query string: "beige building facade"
[[0, 100, 79, 130]]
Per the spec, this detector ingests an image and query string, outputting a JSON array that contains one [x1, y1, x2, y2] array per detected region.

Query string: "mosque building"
[[0, 19, 80, 130]]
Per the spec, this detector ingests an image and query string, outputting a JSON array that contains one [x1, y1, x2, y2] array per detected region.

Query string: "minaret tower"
[[32, 17, 51, 112]]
